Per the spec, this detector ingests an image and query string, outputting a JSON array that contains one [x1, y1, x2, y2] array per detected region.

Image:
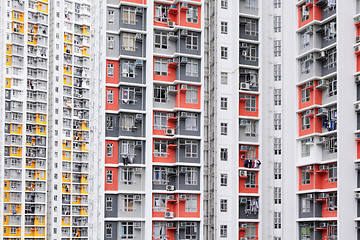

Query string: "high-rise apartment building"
[[4, 0, 360, 239]]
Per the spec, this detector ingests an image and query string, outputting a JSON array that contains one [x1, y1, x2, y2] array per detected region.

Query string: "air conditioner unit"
[[240, 238, 248, 240], [136, 7, 143, 14], [305, 25, 313, 34], [356, 192, 360, 199], [319, 222, 327, 228], [168, 32, 178, 41], [240, 119, 248, 127], [240, 82, 250, 90], [317, 80, 329, 89], [357, 36, 360, 43], [306, 109, 314, 115], [240, 43, 248, 49], [241, 224, 247, 228], [180, 167, 188, 172], [135, 141, 142, 147], [356, 46, 360, 53], [17, 170, 21, 173], [317, 108, 328, 116], [306, 137, 314, 144], [242, 50, 248, 56], [134, 221, 141, 228], [166, 128, 175, 136], [167, 222, 175, 228], [316, 51, 327, 61], [179, 222, 187, 228], [135, 34, 142, 41], [318, 136, 327, 144], [240, 197, 247, 204], [135, 168, 142, 174], [134, 195, 141, 201], [319, 165, 329, 171], [135, 114, 142, 120], [306, 165, 314, 171], [164, 211, 174, 218], [306, 193, 314, 199], [180, 30, 188, 37], [302, 5, 309, 16], [181, 3, 189, 9], [239, 170, 247, 177], [306, 53, 313, 62], [355, 75, 360, 83], [135, 60, 143, 68], [180, 112, 188, 118], [167, 85, 177, 94], [179, 194, 186, 200], [168, 21, 175, 28], [167, 168, 176, 174], [355, 103, 360, 111], [240, 145, 248, 151], [180, 84, 188, 90], [318, 193, 327, 199], [167, 195, 175, 200], [180, 57, 188, 64]]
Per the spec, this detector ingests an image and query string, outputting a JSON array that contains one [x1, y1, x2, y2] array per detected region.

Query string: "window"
[[185, 168, 198, 185], [274, 187, 281, 204], [108, 10, 114, 23], [220, 199, 228, 212], [220, 174, 228, 186], [245, 120, 257, 137], [301, 167, 311, 185], [328, 78, 337, 97], [301, 57, 311, 74], [123, 6, 136, 25], [221, 46, 228, 59], [153, 222, 167, 239], [154, 85, 168, 103], [185, 195, 198, 212], [245, 95, 256, 111], [153, 167, 167, 184], [154, 31, 167, 49], [104, 63, 113, 77], [221, 0, 228, 9], [221, 97, 228, 110], [106, 224, 112, 238], [274, 212, 281, 229], [154, 140, 167, 157], [220, 148, 228, 161], [121, 222, 134, 239], [186, 5, 198, 23], [153, 194, 167, 212], [122, 33, 135, 51], [301, 196, 311, 212], [121, 114, 135, 131], [301, 5, 310, 22], [274, 40, 281, 56], [221, 21, 228, 34], [327, 192, 337, 211], [106, 170, 113, 184], [220, 225, 228, 238], [220, 123, 228, 135], [186, 60, 198, 77], [327, 48, 337, 69], [274, 138, 281, 155], [274, 162, 281, 179], [301, 140, 310, 157], [106, 197, 113, 210], [107, 36, 114, 50], [107, 90, 113, 104], [106, 143, 113, 157], [122, 87, 136, 103], [328, 164, 337, 182], [245, 19, 257, 36], [154, 112, 168, 130], [244, 45, 257, 61], [245, 0, 257, 10], [185, 86, 198, 104], [185, 222, 197, 239], [274, 0, 281, 8], [221, 72, 228, 84], [274, 64, 281, 81], [185, 140, 198, 158], [245, 171, 256, 188], [274, 113, 281, 130], [245, 223, 256, 239], [121, 168, 134, 185], [301, 85, 310, 103], [301, 112, 310, 130], [155, 4, 169, 22], [300, 226, 311, 240], [122, 60, 135, 78], [154, 58, 168, 76], [274, 89, 281, 105], [300, 32, 310, 49], [186, 32, 198, 50], [274, 16, 281, 32]]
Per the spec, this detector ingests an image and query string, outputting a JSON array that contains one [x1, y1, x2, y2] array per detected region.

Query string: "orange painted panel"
[[106, 60, 119, 84], [104, 167, 118, 191], [106, 87, 119, 111], [105, 140, 118, 164]]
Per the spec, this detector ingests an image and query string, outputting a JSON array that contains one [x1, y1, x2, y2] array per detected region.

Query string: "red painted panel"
[[239, 146, 259, 168], [177, 194, 200, 218], [105, 167, 118, 191], [179, 5, 201, 29], [120, 0, 147, 4], [106, 60, 119, 84], [152, 139, 176, 163], [239, 95, 259, 117], [298, 110, 322, 137], [153, 57, 176, 82], [106, 87, 119, 111], [314, 165, 337, 190], [176, 85, 201, 109], [105, 140, 118, 164], [239, 171, 259, 194], [298, 3, 321, 28], [298, 167, 316, 191], [239, 223, 258, 239], [153, 111, 176, 136]]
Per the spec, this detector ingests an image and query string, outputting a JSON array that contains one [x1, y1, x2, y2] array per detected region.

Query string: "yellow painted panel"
[[6, 45, 11, 54], [5, 78, 11, 88], [6, 56, 11, 66]]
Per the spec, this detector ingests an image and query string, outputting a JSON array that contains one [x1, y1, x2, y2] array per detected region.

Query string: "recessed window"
[[221, 22, 228, 34]]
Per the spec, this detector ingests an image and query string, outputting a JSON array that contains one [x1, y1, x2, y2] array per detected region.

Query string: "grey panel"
[[239, 18, 259, 41], [178, 31, 201, 56], [178, 59, 201, 83], [321, 5, 336, 21], [119, 59, 146, 85], [119, 5, 146, 31], [104, 194, 118, 218]]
